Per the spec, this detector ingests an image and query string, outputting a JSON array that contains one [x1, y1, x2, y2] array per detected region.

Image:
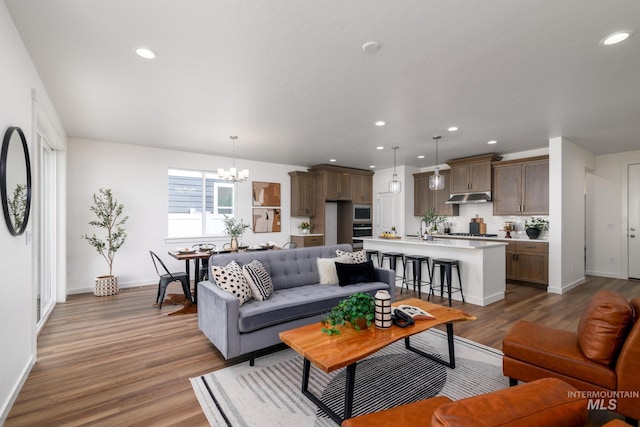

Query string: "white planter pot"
[[94, 275, 119, 296]]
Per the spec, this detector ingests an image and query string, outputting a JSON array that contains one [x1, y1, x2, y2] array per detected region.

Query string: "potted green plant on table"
[[223, 215, 250, 250], [525, 217, 549, 239], [82, 188, 128, 296], [421, 208, 446, 240], [322, 292, 375, 335]]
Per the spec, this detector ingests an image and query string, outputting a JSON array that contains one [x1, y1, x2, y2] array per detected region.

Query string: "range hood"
[[446, 191, 492, 204]]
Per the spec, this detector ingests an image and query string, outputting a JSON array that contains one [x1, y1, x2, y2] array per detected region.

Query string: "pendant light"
[[217, 136, 249, 183], [388, 146, 401, 193], [429, 136, 445, 190]]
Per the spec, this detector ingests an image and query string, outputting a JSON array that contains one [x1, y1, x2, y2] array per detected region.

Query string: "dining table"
[[168, 245, 278, 303]]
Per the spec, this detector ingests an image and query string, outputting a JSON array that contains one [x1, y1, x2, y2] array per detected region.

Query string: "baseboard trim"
[[0, 354, 35, 425]]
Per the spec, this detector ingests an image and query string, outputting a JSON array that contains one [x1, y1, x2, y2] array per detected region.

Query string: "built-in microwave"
[[353, 205, 372, 223]]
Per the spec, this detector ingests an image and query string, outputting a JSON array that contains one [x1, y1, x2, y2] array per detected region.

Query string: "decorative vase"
[[230, 236, 239, 250], [302, 228, 309, 234], [526, 228, 541, 239], [374, 290, 392, 328], [94, 275, 119, 297]]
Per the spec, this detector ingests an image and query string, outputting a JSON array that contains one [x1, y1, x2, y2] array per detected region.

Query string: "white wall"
[[548, 137, 595, 294], [587, 149, 640, 278], [0, 3, 66, 422], [67, 138, 306, 293]]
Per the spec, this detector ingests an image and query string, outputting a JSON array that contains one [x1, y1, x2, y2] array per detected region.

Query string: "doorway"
[[629, 163, 640, 279], [36, 132, 56, 331]]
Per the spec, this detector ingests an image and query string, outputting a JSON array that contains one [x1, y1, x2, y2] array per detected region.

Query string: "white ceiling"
[[6, 0, 640, 170]]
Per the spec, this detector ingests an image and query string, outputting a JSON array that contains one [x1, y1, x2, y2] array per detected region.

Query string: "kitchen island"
[[362, 237, 507, 306]]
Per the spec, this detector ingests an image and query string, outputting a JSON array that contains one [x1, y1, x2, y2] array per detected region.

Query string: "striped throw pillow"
[[242, 260, 273, 301]]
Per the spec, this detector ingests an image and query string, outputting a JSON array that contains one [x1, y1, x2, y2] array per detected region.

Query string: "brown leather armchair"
[[342, 378, 593, 427], [503, 290, 640, 424]]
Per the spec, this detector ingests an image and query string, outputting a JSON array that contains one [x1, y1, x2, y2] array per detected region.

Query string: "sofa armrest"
[[197, 280, 241, 359], [374, 267, 395, 300], [431, 378, 586, 427]]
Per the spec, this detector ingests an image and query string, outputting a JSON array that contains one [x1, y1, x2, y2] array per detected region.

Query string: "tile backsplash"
[[440, 203, 548, 239]]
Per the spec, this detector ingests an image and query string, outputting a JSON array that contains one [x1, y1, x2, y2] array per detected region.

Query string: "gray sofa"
[[197, 244, 395, 364]]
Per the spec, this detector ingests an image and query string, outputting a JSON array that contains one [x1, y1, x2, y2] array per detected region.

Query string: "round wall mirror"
[[1, 127, 32, 236]]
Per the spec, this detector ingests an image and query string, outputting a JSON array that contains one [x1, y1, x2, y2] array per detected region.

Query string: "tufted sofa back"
[[208, 244, 353, 291]]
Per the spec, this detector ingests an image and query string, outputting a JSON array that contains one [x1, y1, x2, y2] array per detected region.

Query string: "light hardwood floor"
[[6, 277, 639, 426]]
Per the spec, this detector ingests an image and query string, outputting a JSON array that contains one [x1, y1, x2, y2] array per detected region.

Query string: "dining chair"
[[192, 243, 216, 281], [149, 251, 192, 308], [282, 242, 297, 249]]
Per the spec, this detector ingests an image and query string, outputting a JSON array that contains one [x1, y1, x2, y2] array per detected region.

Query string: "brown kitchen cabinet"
[[413, 170, 459, 217], [289, 171, 316, 216], [290, 234, 324, 248], [493, 156, 549, 215], [447, 153, 502, 193], [505, 240, 548, 286], [351, 173, 373, 204], [308, 165, 373, 202]]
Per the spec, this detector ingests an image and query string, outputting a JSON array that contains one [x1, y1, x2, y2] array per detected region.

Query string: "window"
[[168, 169, 235, 237]]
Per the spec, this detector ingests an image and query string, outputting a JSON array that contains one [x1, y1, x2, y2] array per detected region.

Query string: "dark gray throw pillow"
[[335, 261, 376, 286]]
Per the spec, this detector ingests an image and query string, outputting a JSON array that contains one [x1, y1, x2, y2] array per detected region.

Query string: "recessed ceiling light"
[[329, 159, 337, 162], [375, 121, 386, 127], [135, 47, 157, 59], [376, 146, 384, 150], [362, 41, 381, 54], [447, 126, 459, 132], [601, 31, 633, 46], [369, 165, 376, 169], [487, 140, 497, 145], [418, 155, 425, 159]]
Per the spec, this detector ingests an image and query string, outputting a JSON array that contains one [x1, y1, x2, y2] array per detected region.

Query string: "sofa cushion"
[[242, 260, 273, 301], [336, 249, 367, 263], [237, 281, 390, 333], [211, 261, 253, 306], [336, 261, 376, 286], [503, 320, 617, 389], [317, 254, 353, 284], [577, 290, 633, 365]]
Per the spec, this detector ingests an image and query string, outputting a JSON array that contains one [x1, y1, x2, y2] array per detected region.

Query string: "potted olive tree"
[[82, 188, 128, 296]]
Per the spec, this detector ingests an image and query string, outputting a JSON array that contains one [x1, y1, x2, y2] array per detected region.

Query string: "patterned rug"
[[191, 329, 507, 426]]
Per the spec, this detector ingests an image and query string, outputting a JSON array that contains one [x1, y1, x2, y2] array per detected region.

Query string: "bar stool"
[[403, 255, 431, 298], [380, 251, 405, 286], [429, 258, 464, 307], [366, 249, 380, 266]]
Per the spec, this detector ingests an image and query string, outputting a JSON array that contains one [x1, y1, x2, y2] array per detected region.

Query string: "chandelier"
[[388, 146, 401, 193], [429, 136, 445, 190], [217, 136, 249, 183]]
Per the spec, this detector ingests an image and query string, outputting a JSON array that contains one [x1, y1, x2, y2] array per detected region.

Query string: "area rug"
[[191, 329, 507, 426]]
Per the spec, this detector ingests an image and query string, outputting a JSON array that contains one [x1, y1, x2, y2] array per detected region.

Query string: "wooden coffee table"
[[279, 298, 476, 423]]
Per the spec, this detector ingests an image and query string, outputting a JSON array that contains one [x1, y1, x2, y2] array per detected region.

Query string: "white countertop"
[[290, 233, 324, 237], [405, 234, 549, 243], [361, 236, 507, 249]]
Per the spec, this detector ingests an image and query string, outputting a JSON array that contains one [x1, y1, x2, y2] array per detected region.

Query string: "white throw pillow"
[[242, 260, 273, 301], [336, 249, 368, 264], [317, 254, 353, 284], [211, 260, 252, 305]]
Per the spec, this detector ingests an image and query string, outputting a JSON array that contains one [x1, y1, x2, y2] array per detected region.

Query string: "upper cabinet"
[[447, 153, 502, 193], [308, 165, 372, 202], [289, 171, 316, 216], [492, 156, 549, 215], [351, 174, 373, 204], [413, 170, 459, 217]]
